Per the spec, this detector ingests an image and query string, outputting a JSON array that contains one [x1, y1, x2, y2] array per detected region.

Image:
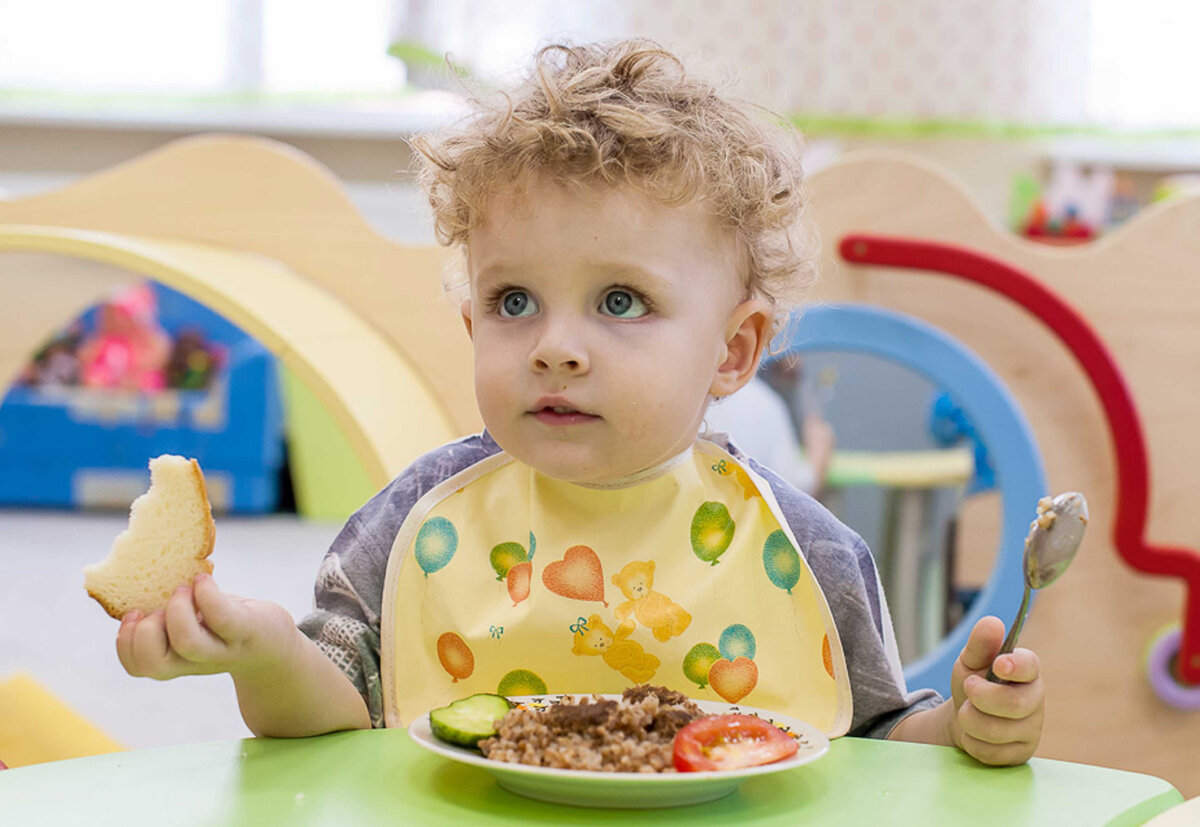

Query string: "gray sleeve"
[[805, 536, 943, 738], [297, 511, 391, 728], [297, 433, 501, 728], [738, 448, 944, 738]]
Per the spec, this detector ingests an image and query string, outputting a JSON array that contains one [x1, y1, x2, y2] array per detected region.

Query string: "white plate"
[[407, 694, 830, 809]]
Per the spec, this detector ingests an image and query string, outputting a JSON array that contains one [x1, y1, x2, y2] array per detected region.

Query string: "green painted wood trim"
[[789, 113, 1200, 141], [279, 364, 377, 522]]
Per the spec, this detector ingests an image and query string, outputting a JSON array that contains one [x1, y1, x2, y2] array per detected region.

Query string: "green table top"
[[0, 730, 1182, 826]]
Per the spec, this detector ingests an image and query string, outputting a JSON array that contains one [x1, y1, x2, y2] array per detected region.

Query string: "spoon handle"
[[986, 584, 1031, 683]]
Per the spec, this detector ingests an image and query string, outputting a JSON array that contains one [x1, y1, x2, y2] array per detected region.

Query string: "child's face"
[[462, 177, 768, 484]]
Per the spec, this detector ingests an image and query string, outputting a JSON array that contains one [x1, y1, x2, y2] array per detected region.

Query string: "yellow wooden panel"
[[0, 134, 480, 437], [0, 673, 123, 767], [0, 224, 458, 487]]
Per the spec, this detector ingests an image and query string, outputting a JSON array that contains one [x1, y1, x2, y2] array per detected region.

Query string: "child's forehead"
[[472, 176, 733, 253], [463, 174, 747, 297]]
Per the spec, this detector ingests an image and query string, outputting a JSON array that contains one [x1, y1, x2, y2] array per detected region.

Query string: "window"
[[0, 0, 403, 97], [1087, 0, 1200, 130], [262, 0, 402, 94], [0, 0, 229, 93]]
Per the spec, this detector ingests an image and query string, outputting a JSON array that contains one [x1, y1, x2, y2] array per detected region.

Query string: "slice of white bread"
[[84, 455, 216, 620]]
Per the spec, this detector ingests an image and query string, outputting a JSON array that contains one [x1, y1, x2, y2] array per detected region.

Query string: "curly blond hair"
[[411, 39, 818, 333]]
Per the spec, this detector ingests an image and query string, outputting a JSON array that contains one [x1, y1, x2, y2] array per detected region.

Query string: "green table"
[[0, 730, 1181, 826]]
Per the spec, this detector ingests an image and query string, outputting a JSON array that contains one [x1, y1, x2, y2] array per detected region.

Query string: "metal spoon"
[[986, 491, 1089, 683]]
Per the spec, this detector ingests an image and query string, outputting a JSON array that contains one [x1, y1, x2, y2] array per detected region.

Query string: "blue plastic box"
[[0, 283, 285, 513]]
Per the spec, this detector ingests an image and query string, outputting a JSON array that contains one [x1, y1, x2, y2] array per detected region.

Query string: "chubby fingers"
[[115, 610, 144, 674], [958, 616, 1006, 672], [956, 729, 1039, 766], [115, 576, 233, 678], [956, 691, 1044, 765], [952, 616, 1005, 704], [164, 582, 228, 666], [988, 647, 1041, 684], [956, 653, 1045, 766], [965, 656, 1043, 718], [191, 572, 247, 643], [117, 608, 188, 679]]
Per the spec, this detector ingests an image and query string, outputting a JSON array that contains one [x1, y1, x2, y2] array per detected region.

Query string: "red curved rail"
[[840, 234, 1200, 683]]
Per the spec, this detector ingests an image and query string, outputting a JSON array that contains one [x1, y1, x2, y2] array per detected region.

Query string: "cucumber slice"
[[429, 693, 515, 747]]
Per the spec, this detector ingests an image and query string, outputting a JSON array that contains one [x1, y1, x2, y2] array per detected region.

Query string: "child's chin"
[[532, 458, 611, 484], [523, 447, 621, 484]]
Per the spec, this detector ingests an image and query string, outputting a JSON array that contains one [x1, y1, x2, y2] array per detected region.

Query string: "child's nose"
[[530, 320, 589, 375], [533, 353, 585, 373]]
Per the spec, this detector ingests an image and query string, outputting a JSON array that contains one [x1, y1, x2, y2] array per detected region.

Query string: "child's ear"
[[710, 298, 772, 398], [460, 299, 474, 341]]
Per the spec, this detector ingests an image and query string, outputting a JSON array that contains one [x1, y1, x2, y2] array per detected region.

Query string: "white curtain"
[[399, 0, 1197, 131]]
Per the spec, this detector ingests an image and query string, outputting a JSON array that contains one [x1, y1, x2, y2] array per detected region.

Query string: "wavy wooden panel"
[[808, 152, 1200, 794]]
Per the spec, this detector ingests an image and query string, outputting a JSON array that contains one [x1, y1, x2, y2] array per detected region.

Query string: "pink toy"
[[77, 284, 170, 391]]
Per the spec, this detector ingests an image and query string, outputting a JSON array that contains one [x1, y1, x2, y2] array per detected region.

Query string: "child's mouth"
[[532, 406, 600, 426]]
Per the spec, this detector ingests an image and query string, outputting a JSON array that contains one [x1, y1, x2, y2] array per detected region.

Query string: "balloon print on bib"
[[437, 632, 474, 682], [690, 502, 735, 565], [762, 529, 802, 593], [415, 517, 458, 577]]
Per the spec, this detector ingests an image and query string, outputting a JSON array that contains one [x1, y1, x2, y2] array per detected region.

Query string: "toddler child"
[[116, 39, 1043, 766]]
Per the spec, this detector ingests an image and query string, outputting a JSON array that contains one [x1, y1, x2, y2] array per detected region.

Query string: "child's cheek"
[[472, 367, 508, 423]]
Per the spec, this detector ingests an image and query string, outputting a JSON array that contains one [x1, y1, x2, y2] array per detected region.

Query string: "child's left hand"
[[949, 616, 1045, 765]]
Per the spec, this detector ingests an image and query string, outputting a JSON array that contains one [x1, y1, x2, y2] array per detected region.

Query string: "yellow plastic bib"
[[381, 440, 852, 735]]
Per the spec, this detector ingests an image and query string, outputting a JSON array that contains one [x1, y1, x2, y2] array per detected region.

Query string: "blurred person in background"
[[705, 356, 835, 497]]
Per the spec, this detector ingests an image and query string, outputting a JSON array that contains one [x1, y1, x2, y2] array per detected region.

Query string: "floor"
[[0, 507, 343, 750]]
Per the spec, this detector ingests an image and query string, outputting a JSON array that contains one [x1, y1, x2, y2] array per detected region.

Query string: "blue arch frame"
[[770, 303, 1046, 697]]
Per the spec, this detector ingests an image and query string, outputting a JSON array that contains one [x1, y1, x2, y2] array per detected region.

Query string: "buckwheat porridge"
[[478, 685, 707, 773]]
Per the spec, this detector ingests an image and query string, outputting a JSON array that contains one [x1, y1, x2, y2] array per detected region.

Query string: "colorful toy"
[[0, 282, 282, 512], [927, 391, 996, 494], [76, 283, 170, 391], [1011, 162, 1113, 243]]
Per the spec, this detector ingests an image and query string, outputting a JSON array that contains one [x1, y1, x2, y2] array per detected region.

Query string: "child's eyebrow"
[[474, 260, 673, 293], [582, 261, 671, 292], [473, 262, 517, 282]]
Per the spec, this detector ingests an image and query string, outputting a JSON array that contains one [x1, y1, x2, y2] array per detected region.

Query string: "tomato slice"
[[673, 713, 799, 772]]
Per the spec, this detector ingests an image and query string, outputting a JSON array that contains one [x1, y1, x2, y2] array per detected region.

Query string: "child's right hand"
[[116, 573, 298, 681]]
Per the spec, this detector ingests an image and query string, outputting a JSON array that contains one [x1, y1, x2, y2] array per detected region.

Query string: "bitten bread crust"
[[87, 457, 216, 620]]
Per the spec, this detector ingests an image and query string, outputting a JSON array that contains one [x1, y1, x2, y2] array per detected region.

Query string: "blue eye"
[[601, 289, 647, 318], [499, 290, 538, 318]]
